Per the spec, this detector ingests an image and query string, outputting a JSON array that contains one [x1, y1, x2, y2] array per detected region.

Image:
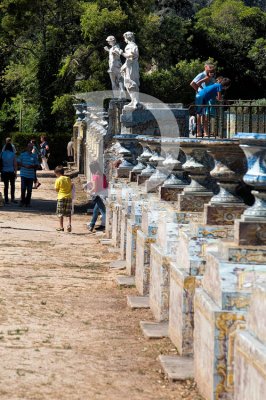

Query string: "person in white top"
[[190, 62, 216, 136], [67, 138, 74, 162]]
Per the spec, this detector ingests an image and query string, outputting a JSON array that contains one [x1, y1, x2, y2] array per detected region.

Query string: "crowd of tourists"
[[0, 137, 107, 234], [0, 136, 50, 206]]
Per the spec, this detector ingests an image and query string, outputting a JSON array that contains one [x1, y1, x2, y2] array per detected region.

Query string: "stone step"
[[140, 321, 168, 339], [115, 275, 135, 287], [100, 239, 112, 245], [127, 296, 150, 309], [108, 247, 120, 253], [110, 260, 126, 270], [158, 355, 194, 381]]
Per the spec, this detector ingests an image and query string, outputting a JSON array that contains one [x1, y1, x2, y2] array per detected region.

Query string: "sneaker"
[[56, 227, 64, 232], [95, 225, 105, 232], [87, 225, 95, 233]]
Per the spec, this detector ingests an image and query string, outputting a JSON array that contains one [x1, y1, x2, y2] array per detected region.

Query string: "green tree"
[[194, 0, 266, 98]]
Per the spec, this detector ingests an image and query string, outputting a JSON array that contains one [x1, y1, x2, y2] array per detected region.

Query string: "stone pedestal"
[[149, 212, 181, 322], [159, 186, 184, 201], [168, 222, 234, 357], [135, 202, 169, 295], [125, 200, 145, 276], [194, 251, 266, 400], [234, 283, 266, 400]]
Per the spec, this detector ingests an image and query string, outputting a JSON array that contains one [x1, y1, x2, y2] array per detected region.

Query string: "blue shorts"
[[195, 94, 206, 115]]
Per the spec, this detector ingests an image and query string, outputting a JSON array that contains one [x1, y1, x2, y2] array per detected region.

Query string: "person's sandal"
[[67, 225, 72, 233], [36, 182, 41, 189], [56, 227, 64, 232]]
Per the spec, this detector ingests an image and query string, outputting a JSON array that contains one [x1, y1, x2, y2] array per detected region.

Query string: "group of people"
[[54, 160, 108, 233], [190, 62, 231, 137], [0, 136, 49, 206]]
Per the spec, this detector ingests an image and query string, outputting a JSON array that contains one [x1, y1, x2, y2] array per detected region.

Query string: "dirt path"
[[0, 175, 201, 400]]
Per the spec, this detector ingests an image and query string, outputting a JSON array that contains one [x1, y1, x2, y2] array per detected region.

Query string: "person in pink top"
[[87, 161, 108, 233]]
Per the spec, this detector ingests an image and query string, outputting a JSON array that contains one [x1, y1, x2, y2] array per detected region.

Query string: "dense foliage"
[[0, 0, 265, 137]]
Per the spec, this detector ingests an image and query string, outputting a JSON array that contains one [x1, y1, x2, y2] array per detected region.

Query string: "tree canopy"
[[0, 0, 265, 135]]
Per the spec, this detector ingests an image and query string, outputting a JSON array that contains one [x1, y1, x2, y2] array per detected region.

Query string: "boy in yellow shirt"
[[54, 166, 73, 232]]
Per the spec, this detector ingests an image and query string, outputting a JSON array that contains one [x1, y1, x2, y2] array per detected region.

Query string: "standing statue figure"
[[118, 32, 140, 110], [104, 36, 125, 99]]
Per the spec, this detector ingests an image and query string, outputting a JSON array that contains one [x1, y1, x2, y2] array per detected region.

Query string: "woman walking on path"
[[87, 161, 108, 233], [40, 135, 50, 170], [0, 142, 17, 204]]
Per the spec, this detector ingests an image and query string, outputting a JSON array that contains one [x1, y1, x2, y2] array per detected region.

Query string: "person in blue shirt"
[[190, 62, 216, 136], [0, 142, 17, 204], [195, 77, 231, 136], [17, 142, 39, 207]]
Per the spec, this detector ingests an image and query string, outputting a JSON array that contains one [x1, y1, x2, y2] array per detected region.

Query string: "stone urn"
[[205, 139, 247, 205], [235, 133, 266, 221]]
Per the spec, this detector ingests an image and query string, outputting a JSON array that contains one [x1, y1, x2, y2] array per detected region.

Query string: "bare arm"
[[88, 180, 96, 195], [196, 76, 210, 88], [13, 157, 17, 175], [217, 91, 222, 101], [190, 81, 199, 92]]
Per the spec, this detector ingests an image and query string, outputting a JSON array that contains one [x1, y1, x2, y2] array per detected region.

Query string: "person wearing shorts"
[[54, 165, 73, 232]]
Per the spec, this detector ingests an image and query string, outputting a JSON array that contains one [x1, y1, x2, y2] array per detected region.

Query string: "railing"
[[188, 101, 266, 138]]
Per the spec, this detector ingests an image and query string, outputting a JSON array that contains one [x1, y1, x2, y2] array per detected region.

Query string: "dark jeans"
[[90, 196, 106, 227], [21, 176, 34, 205], [1, 172, 15, 202]]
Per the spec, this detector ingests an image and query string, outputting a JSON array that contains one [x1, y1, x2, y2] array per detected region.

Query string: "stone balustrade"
[[82, 94, 266, 400]]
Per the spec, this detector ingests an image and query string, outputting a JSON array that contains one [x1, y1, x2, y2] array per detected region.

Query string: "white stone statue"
[[117, 32, 140, 110], [104, 35, 125, 99]]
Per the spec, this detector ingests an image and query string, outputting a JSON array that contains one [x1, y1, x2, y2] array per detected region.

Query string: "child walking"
[[54, 166, 73, 232]]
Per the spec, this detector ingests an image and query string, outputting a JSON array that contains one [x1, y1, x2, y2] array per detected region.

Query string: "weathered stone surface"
[[149, 244, 171, 322], [140, 321, 168, 339], [115, 275, 135, 287], [127, 296, 150, 309], [234, 220, 266, 246], [194, 252, 266, 400], [178, 193, 213, 212], [119, 209, 128, 260], [234, 284, 266, 400], [159, 186, 183, 201], [109, 260, 126, 270], [135, 230, 156, 295], [203, 203, 246, 226], [137, 174, 149, 185], [158, 355, 194, 381], [169, 264, 201, 356]]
